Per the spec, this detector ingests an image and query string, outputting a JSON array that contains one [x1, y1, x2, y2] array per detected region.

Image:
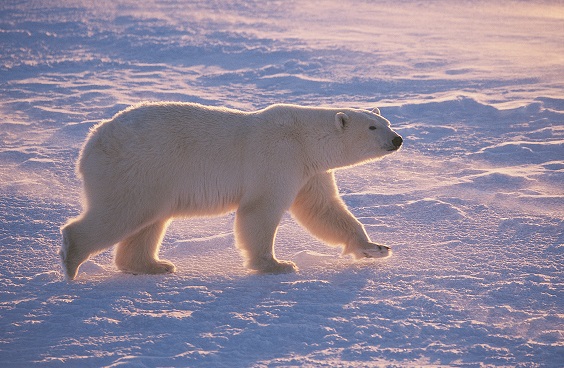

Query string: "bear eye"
[[369, 126, 377, 130]]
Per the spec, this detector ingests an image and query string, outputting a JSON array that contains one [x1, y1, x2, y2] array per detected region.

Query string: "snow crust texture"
[[1, 1, 562, 366]]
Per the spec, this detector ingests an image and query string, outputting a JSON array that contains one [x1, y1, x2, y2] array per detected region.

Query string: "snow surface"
[[1, 0, 563, 366]]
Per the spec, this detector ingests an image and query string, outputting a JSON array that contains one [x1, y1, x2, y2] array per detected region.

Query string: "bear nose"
[[392, 136, 403, 148]]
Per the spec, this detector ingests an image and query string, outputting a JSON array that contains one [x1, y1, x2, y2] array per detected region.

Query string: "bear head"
[[334, 107, 403, 166]]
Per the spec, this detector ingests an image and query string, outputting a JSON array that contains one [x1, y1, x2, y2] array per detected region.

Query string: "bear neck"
[[259, 104, 363, 175], [295, 108, 353, 174]]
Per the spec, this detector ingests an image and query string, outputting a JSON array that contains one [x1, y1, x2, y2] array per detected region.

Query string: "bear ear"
[[371, 107, 381, 115], [335, 112, 350, 131]]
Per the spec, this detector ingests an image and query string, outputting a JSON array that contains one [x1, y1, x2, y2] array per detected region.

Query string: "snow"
[[1, 0, 562, 366]]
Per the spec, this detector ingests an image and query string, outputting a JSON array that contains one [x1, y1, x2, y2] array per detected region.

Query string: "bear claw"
[[346, 241, 391, 260]]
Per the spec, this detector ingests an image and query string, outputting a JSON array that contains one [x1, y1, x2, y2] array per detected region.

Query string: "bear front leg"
[[234, 200, 298, 274], [290, 172, 391, 259]]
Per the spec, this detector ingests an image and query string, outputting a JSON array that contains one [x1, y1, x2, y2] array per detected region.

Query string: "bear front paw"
[[151, 259, 177, 274], [249, 258, 298, 274], [344, 242, 391, 260]]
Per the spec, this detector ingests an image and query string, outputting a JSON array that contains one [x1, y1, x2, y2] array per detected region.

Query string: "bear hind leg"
[[60, 223, 91, 281], [114, 220, 176, 275], [60, 213, 129, 280]]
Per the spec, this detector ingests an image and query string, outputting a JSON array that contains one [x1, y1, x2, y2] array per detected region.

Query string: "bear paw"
[[344, 241, 391, 260], [60, 229, 89, 281], [60, 247, 82, 281], [117, 259, 176, 275], [250, 258, 298, 274]]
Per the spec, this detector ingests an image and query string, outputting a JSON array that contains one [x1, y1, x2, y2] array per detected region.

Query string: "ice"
[[1, 0, 563, 366]]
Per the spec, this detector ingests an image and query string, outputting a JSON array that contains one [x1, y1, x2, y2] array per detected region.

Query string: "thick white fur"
[[60, 102, 402, 280]]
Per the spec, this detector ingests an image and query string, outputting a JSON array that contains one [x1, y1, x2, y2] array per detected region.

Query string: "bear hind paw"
[[59, 247, 82, 281], [60, 229, 89, 281], [117, 259, 176, 275]]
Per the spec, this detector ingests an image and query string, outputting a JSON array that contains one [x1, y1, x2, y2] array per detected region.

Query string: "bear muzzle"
[[389, 136, 403, 151]]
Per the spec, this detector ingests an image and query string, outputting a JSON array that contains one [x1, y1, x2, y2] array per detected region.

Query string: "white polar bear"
[[60, 102, 402, 280]]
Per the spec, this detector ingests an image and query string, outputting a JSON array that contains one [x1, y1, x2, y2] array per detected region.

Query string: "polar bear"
[[60, 102, 402, 280]]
